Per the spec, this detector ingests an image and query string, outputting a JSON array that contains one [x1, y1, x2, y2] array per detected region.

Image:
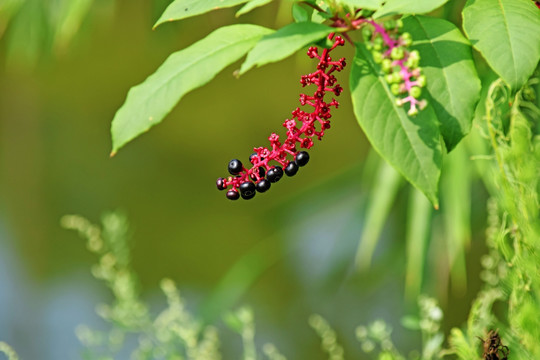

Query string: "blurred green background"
[[0, 0, 486, 358]]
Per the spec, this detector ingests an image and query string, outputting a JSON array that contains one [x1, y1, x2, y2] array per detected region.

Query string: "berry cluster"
[[216, 34, 346, 200], [361, 19, 427, 116]]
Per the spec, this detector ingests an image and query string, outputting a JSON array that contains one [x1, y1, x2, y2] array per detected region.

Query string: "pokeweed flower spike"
[[360, 19, 427, 116], [216, 34, 346, 200]]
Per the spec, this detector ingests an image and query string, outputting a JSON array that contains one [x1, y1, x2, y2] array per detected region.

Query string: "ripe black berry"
[[228, 159, 243, 175], [285, 161, 299, 176], [239, 181, 256, 200], [216, 177, 226, 190], [295, 151, 310, 166], [226, 189, 240, 200], [267, 166, 284, 183], [256, 179, 271, 193]]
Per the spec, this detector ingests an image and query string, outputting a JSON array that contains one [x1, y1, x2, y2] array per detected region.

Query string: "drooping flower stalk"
[[216, 34, 346, 200]]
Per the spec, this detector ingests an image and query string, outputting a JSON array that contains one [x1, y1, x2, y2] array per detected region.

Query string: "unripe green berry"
[[385, 74, 394, 83], [410, 86, 422, 98], [396, 19, 403, 28], [391, 72, 402, 83], [373, 43, 382, 51], [362, 27, 373, 40], [372, 51, 383, 63], [390, 83, 401, 95], [408, 107, 419, 116], [405, 57, 419, 69], [384, 20, 395, 30], [381, 59, 392, 73], [416, 75, 426, 87], [391, 47, 404, 60], [408, 50, 420, 61]]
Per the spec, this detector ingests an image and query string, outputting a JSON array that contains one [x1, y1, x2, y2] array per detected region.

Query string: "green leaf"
[[350, 43, 442, 206], [404, 15, 481, 151], [335, 0, 383, 11], [238, 22, 334, 75], [154, 0, 248, 28], [235, 0, 272, 17], [462, 0, 540, 91], [373, 0, 450, 18], [110, 24, 273, 154]]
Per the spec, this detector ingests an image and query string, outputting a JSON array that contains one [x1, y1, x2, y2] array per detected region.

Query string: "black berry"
[[267, 166, 284, 183], [256, 179, 271, 193], [228, 159, 243, 175], [239, 181, 256, 200], [295, 151, 310, 166], [226, 189, 240, 200], [285, 161, 299, 176], [216, 177, 226, 191]]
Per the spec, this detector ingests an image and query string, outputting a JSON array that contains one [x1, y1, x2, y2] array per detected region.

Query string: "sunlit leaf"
[[154, 0, 248, 28], [239, 22, 334, 75], [462, 0, 540, 91], [404, 15, 481, 151], [111, 25, 272, 154], [350, 43, 442, 206], [373, 0, 450, 18]]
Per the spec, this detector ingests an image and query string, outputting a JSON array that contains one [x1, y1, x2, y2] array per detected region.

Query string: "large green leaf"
[[462, 0, 540, 91], [350, 43, 442, 207], [154, 0, 248, 28], [111, 25, 273, 154], [404, 15, 481, 151], [373, 0, 450, 18], [238, 22, 334, 75]]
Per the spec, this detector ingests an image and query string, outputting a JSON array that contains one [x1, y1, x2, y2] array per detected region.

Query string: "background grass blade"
[[405, 187, 432, 300], [355, 157, 403, 271]]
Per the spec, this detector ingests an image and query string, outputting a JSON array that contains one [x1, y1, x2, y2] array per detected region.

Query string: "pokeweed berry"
[[226, 189, 240, 200], [216, 34, 345, 200], [239, 181, 256, 200], [256, 179, 271, 193], [267, 166, 284, 183], [284, 161, 299, 177], [216, 177, 226, 190], [228, 159, 243, 175], [295, 151, 310, 166]]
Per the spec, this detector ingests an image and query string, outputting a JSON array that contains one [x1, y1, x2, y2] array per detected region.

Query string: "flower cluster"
[[216, 34, 345, 200], [361, 19, 427, 116]]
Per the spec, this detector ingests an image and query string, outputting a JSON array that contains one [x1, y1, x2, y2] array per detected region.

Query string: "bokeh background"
[[0, 0, 486, 358]]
